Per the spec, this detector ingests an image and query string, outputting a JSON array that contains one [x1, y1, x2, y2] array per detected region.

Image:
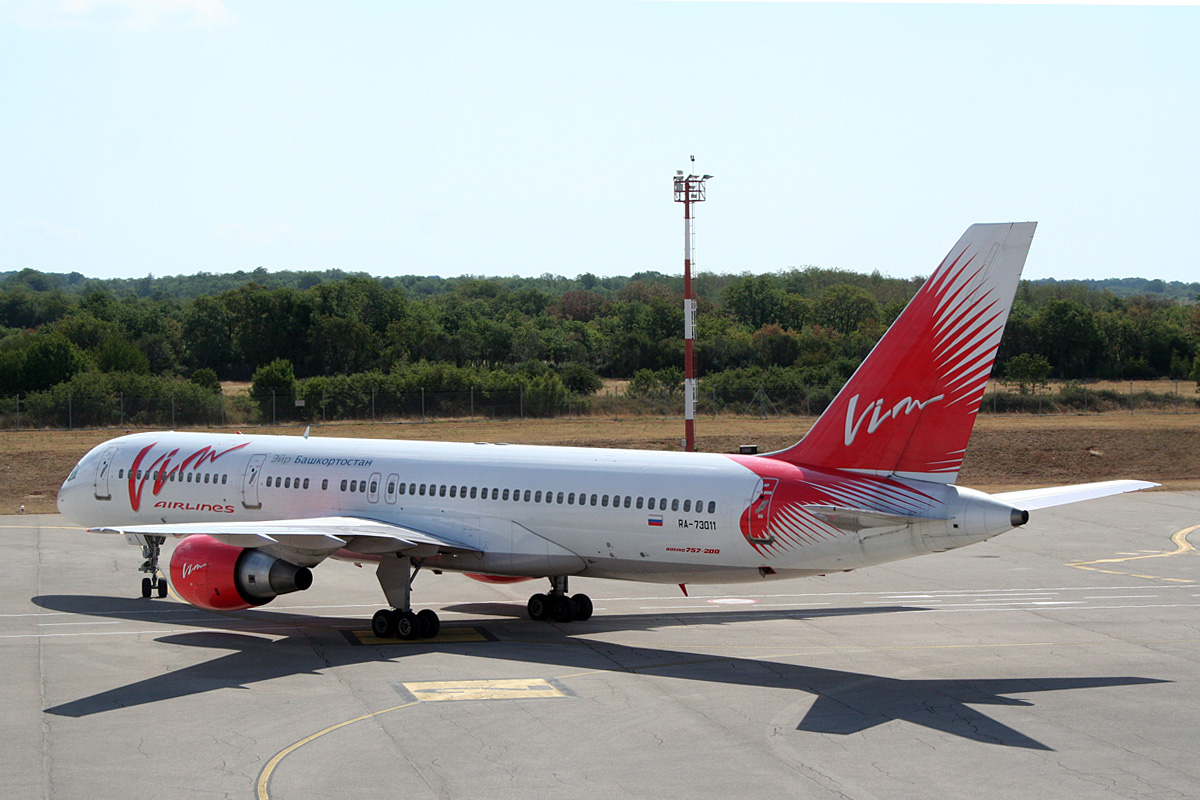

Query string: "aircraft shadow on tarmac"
[[35, 594, 1167, 750]]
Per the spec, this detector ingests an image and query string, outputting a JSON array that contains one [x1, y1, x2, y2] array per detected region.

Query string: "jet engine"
[[169, 534, 313, 611]]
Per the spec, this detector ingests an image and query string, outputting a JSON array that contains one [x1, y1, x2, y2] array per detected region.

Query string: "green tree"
[[96, 337, 151, 374], [190, 367, 221, 394], [251, 358, 297, 422], [1003, 353, 1052, 395], [813, 285, 881, 335], [182, 295, 234, 374]]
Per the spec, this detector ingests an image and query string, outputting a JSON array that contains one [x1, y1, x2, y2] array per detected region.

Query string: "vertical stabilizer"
[[769, 222, 1036, 483]]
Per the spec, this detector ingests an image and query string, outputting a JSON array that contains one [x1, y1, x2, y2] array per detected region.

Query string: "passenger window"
[[684, 499, 691, 512], [409, 484, 416, 495], [222, 474, 228, 485], [601, 495, 609, 507], [370, 480, 378, 493], [388, 481, 395, 495], [470, 487, 477, 499], [502, 489, 510, 500], [350, 480, 358, 492], [437, 485, 445, 497], [419, 484, 426, 496], [321, 478, 328, 490], [303, 478, 309, 489], [672, 499, 679, 511], [460, 486, 467, 497], [636, 497, 644, 509], [534, 491, 542, 503], [284, 477, 291, 489], [491, 488, 499, 500], [523, 490, 531, 502], [568, 492, 576, 504], [340, 479, 347, 491], [590, 494, 598, 506], [556, 492, 564, 504], [450, 486, 457, 498], [707, 501, 716, 513]]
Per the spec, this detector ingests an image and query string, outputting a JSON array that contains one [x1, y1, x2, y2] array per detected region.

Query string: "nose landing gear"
[[136, 535, 169, 598]]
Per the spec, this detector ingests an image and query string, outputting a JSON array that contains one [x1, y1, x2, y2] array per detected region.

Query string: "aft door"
[[744, 477, 779, 545], [242, 454, 267, 509], [92, 447, 117, 500]]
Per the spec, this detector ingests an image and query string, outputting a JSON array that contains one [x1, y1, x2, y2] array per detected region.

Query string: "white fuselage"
[[58, 431, 1019, 585]]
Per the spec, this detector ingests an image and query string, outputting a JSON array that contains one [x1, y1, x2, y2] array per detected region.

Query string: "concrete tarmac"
[[3, 491, 1199, 799]]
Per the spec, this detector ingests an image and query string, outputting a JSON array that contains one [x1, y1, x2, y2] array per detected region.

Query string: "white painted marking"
[[707, 598, 757, 605]]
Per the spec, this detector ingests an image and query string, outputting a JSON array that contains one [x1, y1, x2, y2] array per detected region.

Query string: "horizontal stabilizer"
[[803, 504, 939, 532], [993, 480, 1158, 511]]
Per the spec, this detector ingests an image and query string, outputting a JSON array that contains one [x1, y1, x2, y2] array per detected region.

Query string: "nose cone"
[[56, 465, 86, 524]]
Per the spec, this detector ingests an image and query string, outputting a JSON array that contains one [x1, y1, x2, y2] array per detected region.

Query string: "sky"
[[1, 1, 1198, 284]]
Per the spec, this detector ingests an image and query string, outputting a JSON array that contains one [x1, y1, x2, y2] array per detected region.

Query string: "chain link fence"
[[2, 380, 1197, 431]]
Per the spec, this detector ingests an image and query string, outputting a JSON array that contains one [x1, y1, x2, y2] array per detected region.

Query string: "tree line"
[[2, 264, 1198, 427]]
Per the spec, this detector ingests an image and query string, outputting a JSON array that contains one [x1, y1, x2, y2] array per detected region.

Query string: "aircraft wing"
[[88, 516, 477, 557], [993, 480, 1158, 511]]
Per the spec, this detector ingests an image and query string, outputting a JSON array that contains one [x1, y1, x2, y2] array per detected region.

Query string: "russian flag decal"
[[648, 516, 663, 527]]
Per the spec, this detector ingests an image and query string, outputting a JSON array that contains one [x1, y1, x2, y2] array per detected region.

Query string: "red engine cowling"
[[464, 573, 535, 584], [169, 534, 313, 611]]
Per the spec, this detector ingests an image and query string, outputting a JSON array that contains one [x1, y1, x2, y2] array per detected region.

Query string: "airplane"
[[55, 222, 1156, 641]]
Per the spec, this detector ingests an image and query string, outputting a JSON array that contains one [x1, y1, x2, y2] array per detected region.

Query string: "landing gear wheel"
[[527, 593, 550, 621], [372, 609, 398, 639], [417, 609, 441, 638], [396, 610, 420, 640], [551, 595, 578, 623], [157, 579, 168, 598], [571, 593, 593, 621], [141, 577, 152, 598]]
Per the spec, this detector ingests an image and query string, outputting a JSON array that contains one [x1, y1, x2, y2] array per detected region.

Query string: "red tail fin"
[[769, 222, 1036, 483]]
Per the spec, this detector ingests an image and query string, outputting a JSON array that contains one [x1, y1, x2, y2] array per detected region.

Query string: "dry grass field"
[[3, 410, 1198, 514]]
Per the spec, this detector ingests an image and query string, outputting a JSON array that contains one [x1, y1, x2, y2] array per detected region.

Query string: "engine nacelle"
[[169, 534, 313, 611]]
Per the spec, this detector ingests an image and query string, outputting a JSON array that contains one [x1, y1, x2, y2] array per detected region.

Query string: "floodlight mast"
[[673, 166, 709, 452]]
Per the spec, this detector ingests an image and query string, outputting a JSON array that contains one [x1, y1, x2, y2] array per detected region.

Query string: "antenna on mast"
[[673, 161, 711, 452]]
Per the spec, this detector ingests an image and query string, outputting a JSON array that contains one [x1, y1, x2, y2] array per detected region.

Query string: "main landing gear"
[[371, 553, 441, 640], [137, 535, 169, 599], [527, 576, 592, 623]]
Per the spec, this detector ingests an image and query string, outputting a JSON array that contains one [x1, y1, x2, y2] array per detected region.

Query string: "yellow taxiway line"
[[1068, 523, 1198, 582]]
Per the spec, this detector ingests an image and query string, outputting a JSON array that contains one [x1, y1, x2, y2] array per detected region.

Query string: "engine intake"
[[169, 534, 313, 611]]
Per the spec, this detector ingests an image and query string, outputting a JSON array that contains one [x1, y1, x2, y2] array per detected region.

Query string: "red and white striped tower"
[[673, 165, 711, 452]]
